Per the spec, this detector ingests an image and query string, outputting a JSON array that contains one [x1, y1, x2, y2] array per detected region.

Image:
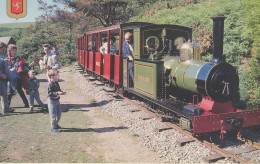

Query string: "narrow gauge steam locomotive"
[[77, 15, 260, 138]]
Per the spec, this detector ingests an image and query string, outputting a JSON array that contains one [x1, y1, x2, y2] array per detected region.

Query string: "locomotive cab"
[[122, 23, 192, 91]]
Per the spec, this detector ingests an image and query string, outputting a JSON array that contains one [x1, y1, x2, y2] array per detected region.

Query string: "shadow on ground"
[[60, 126, 128, 133], [62, 100, 113, 112], [6, 99, 113, 116], [37, 79, 65, 82], [37, 78, 47, 82]]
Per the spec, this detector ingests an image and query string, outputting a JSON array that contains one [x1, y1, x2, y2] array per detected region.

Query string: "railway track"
[[74, 64, 260, 163], [121, 96, 253, 163]]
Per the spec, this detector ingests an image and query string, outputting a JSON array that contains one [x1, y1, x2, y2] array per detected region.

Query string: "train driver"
[[123, 32, 134, 85]]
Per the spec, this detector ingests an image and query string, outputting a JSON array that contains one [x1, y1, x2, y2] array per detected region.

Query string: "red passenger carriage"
[[78, 25, 122, 84]]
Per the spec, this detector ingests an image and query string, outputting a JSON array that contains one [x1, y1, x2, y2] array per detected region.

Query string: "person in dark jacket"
[[47, 69, 66, 132], [26, 70, 46, 112], [123, 32, 134, 85]]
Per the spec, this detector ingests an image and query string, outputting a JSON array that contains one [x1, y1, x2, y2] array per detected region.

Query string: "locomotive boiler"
[[163, 15, 239, 103]]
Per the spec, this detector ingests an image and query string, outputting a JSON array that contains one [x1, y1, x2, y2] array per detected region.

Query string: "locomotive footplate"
[[193, 110, 260, 134]]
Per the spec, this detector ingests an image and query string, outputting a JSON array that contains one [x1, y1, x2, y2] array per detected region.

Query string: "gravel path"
[[72, 64, 260, 163]]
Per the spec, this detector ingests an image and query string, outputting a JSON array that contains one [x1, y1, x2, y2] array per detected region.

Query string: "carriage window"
[[82, 37, 84, 50], [80, 37, 83, 50], [87, 35, 91, 51], [110, 29, 119, 55], [92, 33, 98, 51], [123, 30, 134, 43], [122, 30, 134, 56], [100, 32, 107, 53], [82, 36, 85, 50], [99, 29, 119, 55], [77, 38, 80, 50]]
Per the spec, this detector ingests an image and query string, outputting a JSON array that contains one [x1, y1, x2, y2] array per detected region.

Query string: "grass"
[[0, 94, 103, 163]]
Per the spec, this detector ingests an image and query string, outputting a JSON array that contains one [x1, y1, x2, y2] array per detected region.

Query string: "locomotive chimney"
[[211, 15, 226, 62]]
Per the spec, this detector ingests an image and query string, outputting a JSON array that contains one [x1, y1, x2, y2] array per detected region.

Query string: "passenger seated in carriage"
[[99, 36, 117, 55]]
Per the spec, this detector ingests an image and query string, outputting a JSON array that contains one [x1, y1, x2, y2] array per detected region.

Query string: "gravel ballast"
[[72, 66, 260, 163]]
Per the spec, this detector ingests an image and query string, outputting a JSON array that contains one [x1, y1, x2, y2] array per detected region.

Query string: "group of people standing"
[[0, 42, 65, 133], [0, 31, 134, 132]]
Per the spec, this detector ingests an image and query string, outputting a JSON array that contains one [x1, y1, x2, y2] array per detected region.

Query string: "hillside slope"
[[0, 22, 33, 42], [131, 0, 245, 61]]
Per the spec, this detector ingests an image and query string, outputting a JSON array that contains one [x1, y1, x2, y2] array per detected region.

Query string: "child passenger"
[[26, 70, 46, 112], [47, 69, 66, 132]]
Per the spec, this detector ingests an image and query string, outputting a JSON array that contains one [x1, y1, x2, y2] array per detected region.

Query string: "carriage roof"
[[83, 22, 191, 36]]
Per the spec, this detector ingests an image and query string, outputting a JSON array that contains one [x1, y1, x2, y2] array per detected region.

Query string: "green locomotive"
[[123, 15, 238, 104], [78, 15, 260, 136]]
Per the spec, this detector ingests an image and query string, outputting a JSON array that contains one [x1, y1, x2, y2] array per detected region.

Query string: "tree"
[[57, 0, 130, 27], [37, 0, 57, 31], [50, 9, 74, 39]]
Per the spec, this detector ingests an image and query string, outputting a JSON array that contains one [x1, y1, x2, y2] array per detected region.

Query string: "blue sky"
[[0, 0, 63, 24]]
